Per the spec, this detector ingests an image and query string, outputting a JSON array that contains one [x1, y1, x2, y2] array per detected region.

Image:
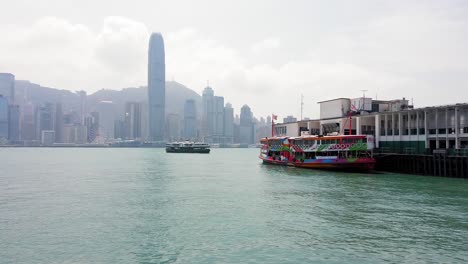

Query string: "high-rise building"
[[223, 103, 234, 143], [114, 120, 125, 140], [148, 32, 166, 141], [77, 91, 87, 125], [183, 99, 197, 140], [96, 101, 115, 140], [85, 112, 99, 143], [21, 102, 36, 141], [0, 96, 8, 139], [283, 115, 297, 123], [124, 102, 142, 139], [0, 73, 15, 104], [202, 86, 215, 140], [214, 96, 224, 137], [8, 105, 20, 142], [240, 104, 254, 145], [166, 113, 180, 141], [36, 103, 54, 141], [55, 103, 64, 143]]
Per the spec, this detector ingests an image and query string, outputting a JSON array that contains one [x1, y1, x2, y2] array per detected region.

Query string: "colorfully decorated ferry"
[[259, 135, 375, 171]]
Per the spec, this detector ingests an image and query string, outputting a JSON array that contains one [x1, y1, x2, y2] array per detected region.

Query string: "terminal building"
[[273, 97, 468, 155]]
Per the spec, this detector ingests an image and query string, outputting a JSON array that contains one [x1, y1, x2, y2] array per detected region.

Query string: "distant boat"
[[166, 141, 210, 153], [259, 135, 375, 171]]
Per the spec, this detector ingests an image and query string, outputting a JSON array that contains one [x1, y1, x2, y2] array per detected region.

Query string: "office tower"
[[77, 90, 87, 125], [36, 103, 54, 141], [55, 103, 64, 143], [283, 115, 297, 123], [0, 96, 8, 139], [21, 102, 36, 141], [183, 99, 197, 140], [124, 102, 142, 139], [214, 96, 224, 138], [202, 86, 214, 140], [148, 32, 165, 141], [240, 105, 254, 144], [0, 73, 14, 104], [114, 120, 125, 140], [41, 130, 55, 145], [166, 113, 180, 141], [223, 103, 234, 143], [8, 105, 20, 142], [96, 101, 115, 140], [85, 112, 99, 143]]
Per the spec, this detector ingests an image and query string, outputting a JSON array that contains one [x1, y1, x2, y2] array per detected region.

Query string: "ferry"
[[259, 135, 375, 171], [166, 141, 210, 153]]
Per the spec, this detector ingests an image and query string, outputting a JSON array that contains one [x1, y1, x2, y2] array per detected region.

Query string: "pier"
[[375, 153, 468, 178]]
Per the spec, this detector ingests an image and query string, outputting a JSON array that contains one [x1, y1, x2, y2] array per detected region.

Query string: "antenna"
[[300, 94, 304, 121], [359, 89, 368, 111]]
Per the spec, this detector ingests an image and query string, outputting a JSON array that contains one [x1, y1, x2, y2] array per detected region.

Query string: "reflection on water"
[[0, 148, 467, 263]]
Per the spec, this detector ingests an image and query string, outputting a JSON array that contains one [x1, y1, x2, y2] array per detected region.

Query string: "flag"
[[272, 114, 278, 120]]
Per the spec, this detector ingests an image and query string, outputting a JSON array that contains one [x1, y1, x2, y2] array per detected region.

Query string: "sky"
[[0, 0, 467, 119]]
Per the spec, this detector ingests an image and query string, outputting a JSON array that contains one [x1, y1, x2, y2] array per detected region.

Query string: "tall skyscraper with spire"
[[148, 32, 166, 141]]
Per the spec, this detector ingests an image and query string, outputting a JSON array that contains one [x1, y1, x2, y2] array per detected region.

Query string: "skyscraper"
[[148, 32, 165, 141], [0, 96, 8, 139], [8, 105, 20, 142], [223, 103, 234, 143], [183, 99, 197, 140], [240, 105, 254, 145], [202, 86, 214, 141], [0, 73, 14, 104], [124, 102, 142, 139], [96, 101, 115, 140], [36, 103, 54, 141], [55, 103, 64, 143]]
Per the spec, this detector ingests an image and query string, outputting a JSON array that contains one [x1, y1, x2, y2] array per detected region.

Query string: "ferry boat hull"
[[260, 156, 375, 171], [166, 148, 210, 154]]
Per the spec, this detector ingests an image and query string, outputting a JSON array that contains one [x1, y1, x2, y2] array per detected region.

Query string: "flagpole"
[[271, 114, 274, 137]]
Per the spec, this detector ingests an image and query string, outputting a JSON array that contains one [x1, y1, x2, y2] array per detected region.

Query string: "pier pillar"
[[446, 108, 449, 149], [424, 111, 429, 149], [455, 107, 459, 149], [375, 115, 380, 148], [356, 117, 361, 135], [436, 109, 440, 149]]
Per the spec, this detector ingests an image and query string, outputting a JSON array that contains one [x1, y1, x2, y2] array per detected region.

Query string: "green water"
[[0, 148, 467, 263]]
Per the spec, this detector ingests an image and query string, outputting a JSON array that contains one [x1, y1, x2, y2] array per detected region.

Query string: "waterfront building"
[[240, 105, 254, 145], [223, 103, 234, 143], [0, 73, 15, 104], [0, 96, 8, 139], [273, 97, 468, 154], [36, 103, 54, 141], [41, 130, 55, 145], [124, 102, 142, 139], [8, 105, 20, 142], [183, 99, 197, 140], [166, 113, 181, 141], [114, 120, 125, 140], [21, 102, 36, 141], [55, 103, 64, 143], [202, 86, 215, 141], [148, 32, 165, 141], [85, 112, 99, 143], [96, 101, 115, 140]]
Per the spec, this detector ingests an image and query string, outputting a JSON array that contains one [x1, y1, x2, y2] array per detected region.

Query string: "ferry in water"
[[259, 135, 375, 171], [166, 141, 210, 153]]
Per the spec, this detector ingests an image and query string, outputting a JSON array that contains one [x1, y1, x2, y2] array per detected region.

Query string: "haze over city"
[[1, 0, 467, 118]]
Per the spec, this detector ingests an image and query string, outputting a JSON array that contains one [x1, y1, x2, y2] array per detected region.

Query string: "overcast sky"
[[0, 0, 467, 119]]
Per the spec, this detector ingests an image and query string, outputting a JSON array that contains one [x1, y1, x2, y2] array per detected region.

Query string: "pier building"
[[273, 98, 468, 155]]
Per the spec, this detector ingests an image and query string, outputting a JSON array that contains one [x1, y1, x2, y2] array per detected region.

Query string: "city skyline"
[[1, 1, 467, 119]]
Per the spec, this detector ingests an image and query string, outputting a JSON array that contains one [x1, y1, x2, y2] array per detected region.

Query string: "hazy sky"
[[0, 0, 467, 119]]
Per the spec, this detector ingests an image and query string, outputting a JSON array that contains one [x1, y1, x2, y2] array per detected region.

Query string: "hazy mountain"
[[14, 80, 202, 119]]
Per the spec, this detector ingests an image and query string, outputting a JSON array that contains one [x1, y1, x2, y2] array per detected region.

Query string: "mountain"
[[14, 80, 202, 119]]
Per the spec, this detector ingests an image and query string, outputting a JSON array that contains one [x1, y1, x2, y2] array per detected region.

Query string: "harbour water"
[[1, 148, 467, 263]]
